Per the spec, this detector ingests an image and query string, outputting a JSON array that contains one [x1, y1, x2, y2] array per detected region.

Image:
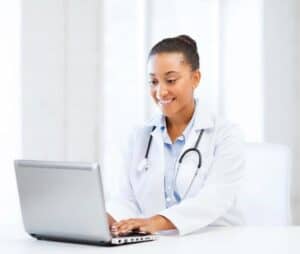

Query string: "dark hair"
[[148, 35, 200, 70]]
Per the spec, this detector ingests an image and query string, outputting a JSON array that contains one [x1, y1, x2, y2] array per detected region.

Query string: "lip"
[[158, 98, 175, 105]]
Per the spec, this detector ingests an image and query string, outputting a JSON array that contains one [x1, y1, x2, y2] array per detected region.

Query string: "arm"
[[157, 124, 245, 235], [105, 131, 141, 221], [112, 124, 244, 235]]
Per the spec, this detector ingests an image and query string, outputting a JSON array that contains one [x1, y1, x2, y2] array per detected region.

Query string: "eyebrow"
[[149, 71, 179, 76]]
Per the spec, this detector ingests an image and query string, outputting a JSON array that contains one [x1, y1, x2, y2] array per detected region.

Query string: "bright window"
[[0, 1, 22, 225]]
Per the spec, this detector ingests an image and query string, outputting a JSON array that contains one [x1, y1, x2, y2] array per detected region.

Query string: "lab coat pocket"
[[131, 164, 150, 193], [130, 160, 165, 215], [175, 151, 211, 198], [131, 160, 157, 201]]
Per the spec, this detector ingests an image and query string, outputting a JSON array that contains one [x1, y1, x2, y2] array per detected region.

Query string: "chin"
[[156, 100, 179, 117], [160, 107, 177, 118]]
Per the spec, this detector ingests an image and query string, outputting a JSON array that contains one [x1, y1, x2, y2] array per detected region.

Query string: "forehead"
[[147, 52, 189, 76]]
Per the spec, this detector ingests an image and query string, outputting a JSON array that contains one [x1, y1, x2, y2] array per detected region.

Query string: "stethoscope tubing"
[[142, 127, 204, 200]]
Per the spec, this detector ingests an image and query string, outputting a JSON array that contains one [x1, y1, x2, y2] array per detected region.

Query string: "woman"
[[106, 35, 245, 236]]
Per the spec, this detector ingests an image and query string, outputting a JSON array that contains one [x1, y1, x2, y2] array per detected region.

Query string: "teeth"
[[159, 99, 174, 104]]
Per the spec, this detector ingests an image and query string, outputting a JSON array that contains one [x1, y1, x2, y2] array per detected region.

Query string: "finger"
[[112, 221, 128, 232], [139, 226, 151, 234], [114, 219, 138, 229], [112, 219, 127, 227], [118, 221, 143, 235], [111, 221, 126, 236], [118, 221, 138, 233], [112, 219, 146, 236], [111, 222, 131, 236]]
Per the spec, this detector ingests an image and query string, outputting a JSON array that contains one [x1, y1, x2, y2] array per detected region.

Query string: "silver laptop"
[[14, 160, 158, 246]]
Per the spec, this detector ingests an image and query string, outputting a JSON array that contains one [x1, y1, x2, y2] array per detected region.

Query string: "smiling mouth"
[[158, 98, 175, 105]]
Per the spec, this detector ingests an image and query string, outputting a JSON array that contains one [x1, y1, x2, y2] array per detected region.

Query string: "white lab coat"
[[106, 100, 245, 235]]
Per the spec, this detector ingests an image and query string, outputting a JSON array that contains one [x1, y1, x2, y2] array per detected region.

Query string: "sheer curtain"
[[102, 0, 264, 196], [0, 1, 22, 225], [19, 0, 299, 222], [147, 0, 263, 141]]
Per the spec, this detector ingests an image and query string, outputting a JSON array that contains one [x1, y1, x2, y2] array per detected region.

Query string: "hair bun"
[[149, 34, 200, 70], [176, 35, 197, 50]]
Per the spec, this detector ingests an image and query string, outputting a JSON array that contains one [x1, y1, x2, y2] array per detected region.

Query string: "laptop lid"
[[14, 160, 112, 244]]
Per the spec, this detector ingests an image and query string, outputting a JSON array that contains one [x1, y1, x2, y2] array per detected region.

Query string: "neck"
[[166, 100, 196, 133]]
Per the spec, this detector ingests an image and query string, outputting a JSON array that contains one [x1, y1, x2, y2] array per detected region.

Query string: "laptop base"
[[30, 233, 157, 246]]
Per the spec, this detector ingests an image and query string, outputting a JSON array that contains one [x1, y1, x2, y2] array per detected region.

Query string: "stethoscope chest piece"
[[137, 158, 149, 172], [137, 126, 156, 173]]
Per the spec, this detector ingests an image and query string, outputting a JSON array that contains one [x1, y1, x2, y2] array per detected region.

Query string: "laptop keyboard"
[[111, 231, 156, 245]]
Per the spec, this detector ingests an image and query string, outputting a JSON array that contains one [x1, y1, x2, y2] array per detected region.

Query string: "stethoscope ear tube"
[[174, 129, 204, 200], [176, 148, 202, 200], [194, 129, 204, 149], [145, 126, 156, 159], [178, 148, 202, 169]]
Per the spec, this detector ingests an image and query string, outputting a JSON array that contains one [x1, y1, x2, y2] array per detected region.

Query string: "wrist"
[[150, 215, 176, 231]]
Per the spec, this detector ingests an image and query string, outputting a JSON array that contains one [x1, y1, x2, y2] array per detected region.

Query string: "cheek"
[[150, 88, 157, 100], [177, 82, 194, 98]]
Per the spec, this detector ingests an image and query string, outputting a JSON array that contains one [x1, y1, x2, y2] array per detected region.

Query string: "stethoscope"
[[138, 126, 205, 200]]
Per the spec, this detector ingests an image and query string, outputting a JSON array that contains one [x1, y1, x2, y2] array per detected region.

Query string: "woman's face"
[[147, 52, 201, 118]]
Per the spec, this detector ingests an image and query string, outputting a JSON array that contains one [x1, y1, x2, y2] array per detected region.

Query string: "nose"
[[155, 83, 168, 99]]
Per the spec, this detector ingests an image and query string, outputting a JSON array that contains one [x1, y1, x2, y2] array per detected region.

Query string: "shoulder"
[[127, 115, 161, 141], [208, 115, 245, 157], [217, 117, 244, 142], [193, 100, 244, 148], [194, 100, 243, 138], [214, 115, 244, 139], [133, 113, 162, 133]]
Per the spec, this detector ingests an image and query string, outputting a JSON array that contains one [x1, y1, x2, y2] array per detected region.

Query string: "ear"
[[192, 70, 201, 89]]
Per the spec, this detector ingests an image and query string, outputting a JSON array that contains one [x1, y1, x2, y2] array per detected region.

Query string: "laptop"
[[14, 160, 158, 246]]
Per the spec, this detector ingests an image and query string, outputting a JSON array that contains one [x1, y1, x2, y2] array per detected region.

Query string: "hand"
[[107, 213, 116, 229], [111, 215, 176, 236]]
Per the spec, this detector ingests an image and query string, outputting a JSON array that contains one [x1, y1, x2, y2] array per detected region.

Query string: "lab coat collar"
[[145, 98, 215, 132]]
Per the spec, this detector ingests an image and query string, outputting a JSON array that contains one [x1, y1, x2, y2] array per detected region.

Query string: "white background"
[[0, 0, 299, 226]]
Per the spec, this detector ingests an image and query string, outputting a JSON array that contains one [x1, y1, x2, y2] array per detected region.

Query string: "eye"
[[148, 79, 158, 86], [167, 79, 177, 84]]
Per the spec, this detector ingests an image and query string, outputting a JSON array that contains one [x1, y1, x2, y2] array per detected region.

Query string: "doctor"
[[107, 35, 245, 236]]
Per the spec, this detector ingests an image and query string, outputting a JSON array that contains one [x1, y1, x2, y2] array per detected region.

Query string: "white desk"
[[1, 224, 300, 254]]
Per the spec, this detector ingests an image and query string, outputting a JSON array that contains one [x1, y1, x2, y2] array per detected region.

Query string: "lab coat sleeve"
[[158, 123, 245, 235], [105, 131, 141, 221]]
